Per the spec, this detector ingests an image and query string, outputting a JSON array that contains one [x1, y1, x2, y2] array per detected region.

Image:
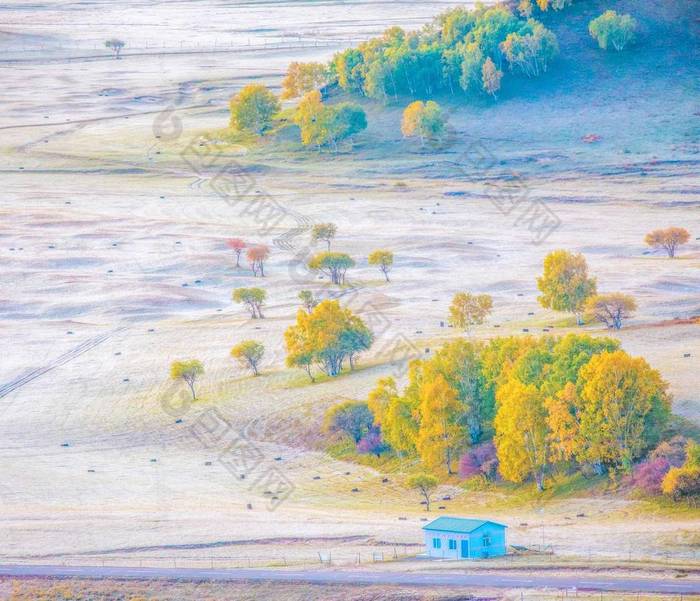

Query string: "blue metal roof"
[[422, 516, 507, 533]]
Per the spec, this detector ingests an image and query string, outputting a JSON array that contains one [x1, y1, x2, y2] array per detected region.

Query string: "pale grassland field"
[[0, 0, 699, 573]]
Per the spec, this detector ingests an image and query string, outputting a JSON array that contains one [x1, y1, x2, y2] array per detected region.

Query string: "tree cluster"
[[293, 91, 367, 151], [361, 333, 670, 490], [285, 300, 373, 380], [331, 5, 558, 102]]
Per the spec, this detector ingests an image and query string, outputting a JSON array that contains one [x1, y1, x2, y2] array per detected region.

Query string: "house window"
[[432, 538, 441, 549], [482, 534, 491, 546], [448, 539, 457, 550]]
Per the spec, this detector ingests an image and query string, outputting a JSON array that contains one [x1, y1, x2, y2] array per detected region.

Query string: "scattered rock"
[[247, 503, 253, 510], [87, 469, 95, 473], [175, 419, 183, 424], [576, 513, 585, 518], [382, 478, 389, 483], [313, 476, 321, 480], [398, 517, 407, 521], [61, 443, 70, 447], [150, 458, 157, 462], [274, 456, 282, 461], [351, 488, 359, 492]]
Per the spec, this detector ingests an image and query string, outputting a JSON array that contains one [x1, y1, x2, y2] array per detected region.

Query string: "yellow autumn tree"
[[383, 393, 420, 456], [281, 61, 328, 99], [366, 376, 398, 427], [577, 350, 671, 472], [293, 90, 328, 147], [494, 378, 550, 490], [415, 372, 463, 474], [544, 381, 580, 463]]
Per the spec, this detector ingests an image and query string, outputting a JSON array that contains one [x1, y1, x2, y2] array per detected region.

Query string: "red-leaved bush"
[[459, 442, 498, 480], [629, 457, 671, 494]]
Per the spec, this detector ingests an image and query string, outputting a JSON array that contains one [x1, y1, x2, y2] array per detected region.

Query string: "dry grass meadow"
[[1, 0, 699, 580]]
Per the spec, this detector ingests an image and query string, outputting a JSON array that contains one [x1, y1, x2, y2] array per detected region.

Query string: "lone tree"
[[448, 292, 493, 331], [232, 287, 266, 319], [229, 84, 280, 134], [368, 249, 394, 282], [226, 238, 246, 268], [584, 293, 637, 330], [105, 38, 125, 59], [170, 359, 204, 400], [247, 244, 270, 277], [285, 299, 373, 380], [311, 223, 337, 251], [644, 227, 690, 258], [589, 10, 638, 51], [308, 251, 354, 285], [407, 473, 438, 512], [298, 290, 317, 313], [401, 100, 445, 147], [482, 57, 503, 99], [230, 340, 265, 376], [537, 250, 597, 325]]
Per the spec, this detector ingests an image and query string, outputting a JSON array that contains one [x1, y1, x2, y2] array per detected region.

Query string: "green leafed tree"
[[298, 290, 317, 313], [230, 340, 265, 376], [368, 249, 394, 282], [311, 223, 337, 251], [537, 250, 597, 325], [170, 359, 204, 400], [284, 300, 373, 379], [232, 287, 266, 319], [229, 84, 280, 134], [407, 473, 438, 511], [401, 100, 446, 147], [589, 10, 638, 51], [500, 21, 559, 78], [308, 251, 354, 285]]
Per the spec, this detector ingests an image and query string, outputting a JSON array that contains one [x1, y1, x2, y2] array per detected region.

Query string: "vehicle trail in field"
[[0, 327, 127, 400]]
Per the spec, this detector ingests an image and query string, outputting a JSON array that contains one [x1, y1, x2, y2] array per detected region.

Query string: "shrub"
[[661, 441, 700, 501], [459, 442, 498, 480], [629, 457, 670, 495], [650, 435, 688, 468], [356, 429, 388, 456]]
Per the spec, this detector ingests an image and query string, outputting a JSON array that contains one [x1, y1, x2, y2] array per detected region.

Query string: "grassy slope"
[[244, 0, 699, 185]]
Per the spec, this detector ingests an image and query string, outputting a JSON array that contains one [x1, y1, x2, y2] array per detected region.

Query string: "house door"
[[460, 539, 469, 559]]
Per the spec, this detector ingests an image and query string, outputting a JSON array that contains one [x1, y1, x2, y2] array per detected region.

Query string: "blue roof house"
[[423, 517, 507, 559]]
